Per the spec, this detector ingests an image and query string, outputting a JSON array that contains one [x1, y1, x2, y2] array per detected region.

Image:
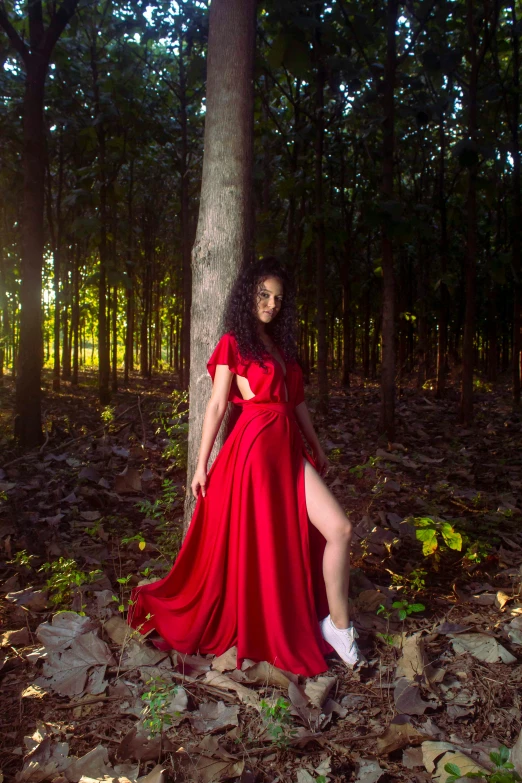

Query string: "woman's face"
[[254, 276, 284, 325]]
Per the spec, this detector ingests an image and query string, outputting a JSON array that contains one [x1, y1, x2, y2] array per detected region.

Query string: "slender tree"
[[184, 0, 256, 528], [0, 0, 80, 446]]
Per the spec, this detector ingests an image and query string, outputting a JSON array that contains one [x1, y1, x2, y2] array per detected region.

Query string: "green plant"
[[141, 677, 180, 738], [445, 745, 521, 783], [349, 455, 378, 479], [408, 516, 463, 557], [260, 697, 297, 748], [136, 479, 179, 522], [9, 549, 37, 568], [392, 598, 425, 621], [464, 540, 492, 565], [101, 405, 115, 424], [391, 567, 427, 593], [40, 558, 101, 612], [121, 532, 147, 551], [152, 391, 189, 467]]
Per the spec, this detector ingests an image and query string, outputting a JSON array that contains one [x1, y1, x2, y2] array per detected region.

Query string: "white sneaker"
[[320, 614, 360, 667]]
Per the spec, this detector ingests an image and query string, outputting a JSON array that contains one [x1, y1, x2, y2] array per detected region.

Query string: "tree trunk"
[[314, 6, 328, 413], [379, 0, 398, 440], [511, 0, 521, 406], [72, 246, 80, 386], [436, 107, 450, 398], [111, 284, 118, 392], [14, 57, 47, 446], [185, 0, 256, 530]]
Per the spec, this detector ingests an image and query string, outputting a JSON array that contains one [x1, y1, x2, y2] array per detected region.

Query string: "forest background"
[[1, 1, 522, 782], [1, 0, 521, 451]]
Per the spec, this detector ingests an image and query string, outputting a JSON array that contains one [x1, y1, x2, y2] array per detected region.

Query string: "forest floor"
[[0, 369, 521, 783]]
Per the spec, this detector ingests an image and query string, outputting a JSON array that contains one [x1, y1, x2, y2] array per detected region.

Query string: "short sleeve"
[[207, 333, 245, 381], [294, 363, 305, 407]]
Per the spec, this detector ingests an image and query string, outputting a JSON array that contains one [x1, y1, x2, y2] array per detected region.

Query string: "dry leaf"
[[394, 677, 435, 715], [37, 612, 95, 651], [104, 615, 132, 646], [190, 701, 240, 734], [240, 659, 297, 687], [192, 756, 244, 783], [114, 466, 142, 494], [1, 628, 30, 647], [304, 676, 336, 708], [376, 718, 427, 755], [450, 633, 517, 664], [296, 771, 316, 783], [36, 631, 115, 697], [396, 633, 429, 681], [403, 747, 424, 768], [65, 746, 110, 783], [421, 741, 488, 782], [16, 726, 71, 783], [138, 765, 165, 783], [6, 588, 48, 612], [211, 647, 237, 672], [204, 671, 259, 707], [354, 758, 384, 783]]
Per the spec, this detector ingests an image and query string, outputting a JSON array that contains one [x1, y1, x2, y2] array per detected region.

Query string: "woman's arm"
[[295, 401, 329, 476], [191, 365, 234, 498]]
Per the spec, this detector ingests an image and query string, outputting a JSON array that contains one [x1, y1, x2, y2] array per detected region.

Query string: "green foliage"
[[141, 677, 179, 738], [152, 391, 189, 467], [391, 599, 425, 621], [390, 568, 427, 593], [260, 697, 297, 748], [445, 745, 520, 783], [40, 558, 101, 611], [101, 405, 115, 424], [349, 456, 378, 479], [136, 479, 178, 522], [9, 549, 37, 568], [409, 516, 463, 556]]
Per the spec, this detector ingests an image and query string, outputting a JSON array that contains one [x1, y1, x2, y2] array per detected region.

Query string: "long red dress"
[[128, 332, 332, 676]]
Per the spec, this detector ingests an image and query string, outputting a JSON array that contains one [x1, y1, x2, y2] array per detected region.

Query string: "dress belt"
[[237, 401, 295, 417]]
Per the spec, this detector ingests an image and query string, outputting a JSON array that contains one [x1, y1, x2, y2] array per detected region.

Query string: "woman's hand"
[[191, 466, 208, 499], [313, 446, 330, 478]]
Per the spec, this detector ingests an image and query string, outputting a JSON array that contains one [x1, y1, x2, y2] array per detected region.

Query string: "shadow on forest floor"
[[0, 369, 521, 783]]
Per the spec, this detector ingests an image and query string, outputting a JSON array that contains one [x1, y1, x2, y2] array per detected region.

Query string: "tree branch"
[[41, 0, 80, 58], [0, 2, 29, 64]]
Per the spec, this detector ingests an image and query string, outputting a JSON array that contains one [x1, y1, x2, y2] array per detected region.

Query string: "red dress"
[[128, 332, 332, 676]]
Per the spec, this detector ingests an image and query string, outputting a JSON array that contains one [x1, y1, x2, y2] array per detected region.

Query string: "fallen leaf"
[[138, 765, 165, 783], [354, 758, 384, 783], [421, 741, 488, 783], [122, 640, 170, 669], [114, 466, 142, 494], [65, 746, 110, 783], [17, 725, 71, 783], [37, 612, 96, 651], [78, 466, 100, 483], [240, 659, 297, 687], [190, 701, 240, 734], [192, 756, 244, 783], [450, 633, 517, 664], [104, 615, 132, 646], [396, 633, 429, 681], [394, 677, 435, 715], [211, 647, 237, 672], [304, 676, 336, 708], [116, 728, 167, 762], [6, 588, 48, 612], [36, 631, 115, 697], [403, 747, 424, 769], [376, 718, 428, 755], [1, 628, 30, 647], [204, 671, 259, 707], [296, 771, 316, 783]]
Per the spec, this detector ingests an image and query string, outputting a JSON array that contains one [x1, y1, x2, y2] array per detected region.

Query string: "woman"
[[128, 258, 359, 676]]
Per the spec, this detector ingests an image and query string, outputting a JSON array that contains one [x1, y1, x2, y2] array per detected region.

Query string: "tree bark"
[[185, 0, 256, 530], [379, 0, 398, 440], [511, 0, 521, 406]]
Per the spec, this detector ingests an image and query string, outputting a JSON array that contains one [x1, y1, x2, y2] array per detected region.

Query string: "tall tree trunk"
[[72, 245, 80, 386], [460, 0, 498, 424], [14, 58, 47, 445], [111, 284, 118, 392], [379, 0, 398, 440], [436, 107, 450, 398], [185, 0, 256, 529], [314, 5, 328, 413], [91, 44, 110, 404], [0, 0, 79, 445], [511, 0, 521, 406]]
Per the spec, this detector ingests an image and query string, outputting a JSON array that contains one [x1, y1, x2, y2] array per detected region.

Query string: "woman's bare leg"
[[303, 458, 352, 628]]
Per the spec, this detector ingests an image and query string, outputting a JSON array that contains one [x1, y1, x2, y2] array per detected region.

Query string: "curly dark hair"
[[222, 257, 298, 368]]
